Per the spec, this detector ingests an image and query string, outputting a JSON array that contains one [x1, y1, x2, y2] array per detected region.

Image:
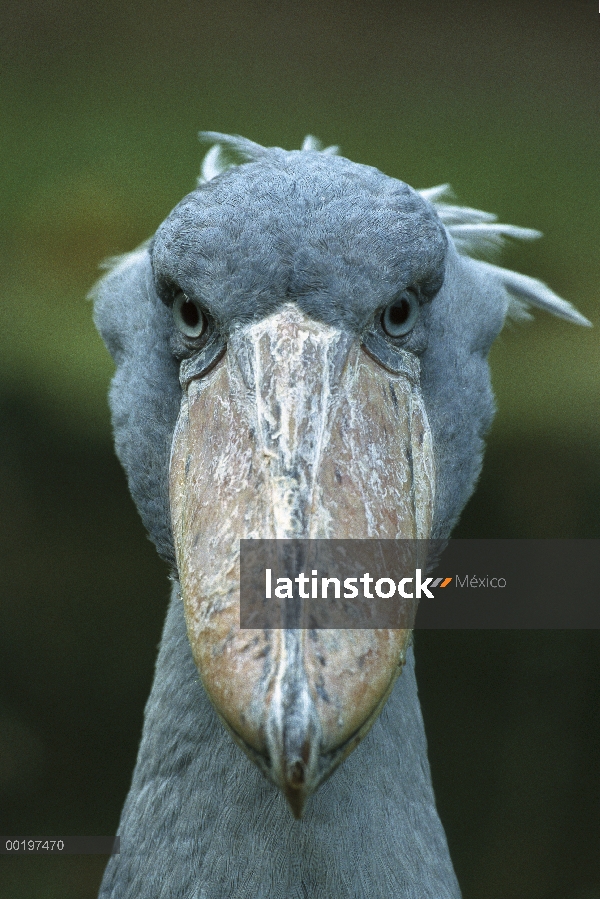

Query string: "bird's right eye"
[[173, 291, 207, 339], [381, 291, 419, 338]]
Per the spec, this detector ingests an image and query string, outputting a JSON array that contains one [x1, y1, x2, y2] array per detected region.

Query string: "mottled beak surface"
[[169, 305, 435, 817]]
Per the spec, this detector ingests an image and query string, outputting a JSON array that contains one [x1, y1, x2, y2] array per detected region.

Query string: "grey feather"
[[418, 183, 454, 204], [420, 188, 541, 259], [300, 134, 340, 155], [429, 204, 498, 226], [449, 222, 542, 258], [472, 259, 592, 326], [92, 246, 180, 564], [198, 144, 232, 184], [98, 587, 460, 899], [198, 130, 271, 161]]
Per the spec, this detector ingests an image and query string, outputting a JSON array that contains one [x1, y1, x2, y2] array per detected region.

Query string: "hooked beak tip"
[[282, 760, 313, 819]]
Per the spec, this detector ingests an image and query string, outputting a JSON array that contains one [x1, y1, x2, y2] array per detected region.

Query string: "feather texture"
[[472, 260, 591, 326], [194, 134, 589, 327]]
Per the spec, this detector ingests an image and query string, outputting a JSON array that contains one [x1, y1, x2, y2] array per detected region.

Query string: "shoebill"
[[93, 133, 589, 899]]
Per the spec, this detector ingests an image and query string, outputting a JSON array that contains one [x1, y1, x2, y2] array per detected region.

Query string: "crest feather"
[[198, 145, 231, 184], [193, 134, 590, 327], [301, 135, 340, 155], [197, 132, 339, 183], [472, 260, 591, 326], [420, 183, 589, 325], [419, 185, 542, 259]]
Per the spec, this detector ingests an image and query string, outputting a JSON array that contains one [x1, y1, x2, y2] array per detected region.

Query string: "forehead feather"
[[152, 150, 446, 323]]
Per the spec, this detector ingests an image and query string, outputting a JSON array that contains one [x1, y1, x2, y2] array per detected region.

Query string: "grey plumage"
[[98, 589, 459, 899], [93, 134, 589, 899]]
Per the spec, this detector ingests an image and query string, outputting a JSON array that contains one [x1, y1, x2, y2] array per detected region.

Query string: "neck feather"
[[99, 586, 461, 899]]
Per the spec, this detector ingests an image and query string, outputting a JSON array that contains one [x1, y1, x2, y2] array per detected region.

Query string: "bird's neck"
[[99, 586, 461, 899]]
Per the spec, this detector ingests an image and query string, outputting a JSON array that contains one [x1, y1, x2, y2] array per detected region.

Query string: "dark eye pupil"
[[181, 300, 200, 329], [388, 299, 410, 326]]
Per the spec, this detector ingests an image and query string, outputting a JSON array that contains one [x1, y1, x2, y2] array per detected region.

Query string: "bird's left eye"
[[173, 292, 207, 339], [381, 292, 419, 338]]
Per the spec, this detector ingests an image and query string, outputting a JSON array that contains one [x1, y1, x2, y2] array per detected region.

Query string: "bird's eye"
[[381, 292, 419, 338], [173, 292, 207, 339]]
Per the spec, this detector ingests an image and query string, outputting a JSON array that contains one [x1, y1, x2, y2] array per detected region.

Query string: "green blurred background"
[[0, 1, 598, 897]]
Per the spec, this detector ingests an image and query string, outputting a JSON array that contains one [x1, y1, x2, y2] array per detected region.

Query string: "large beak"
[[169, 304, 435, 817]]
